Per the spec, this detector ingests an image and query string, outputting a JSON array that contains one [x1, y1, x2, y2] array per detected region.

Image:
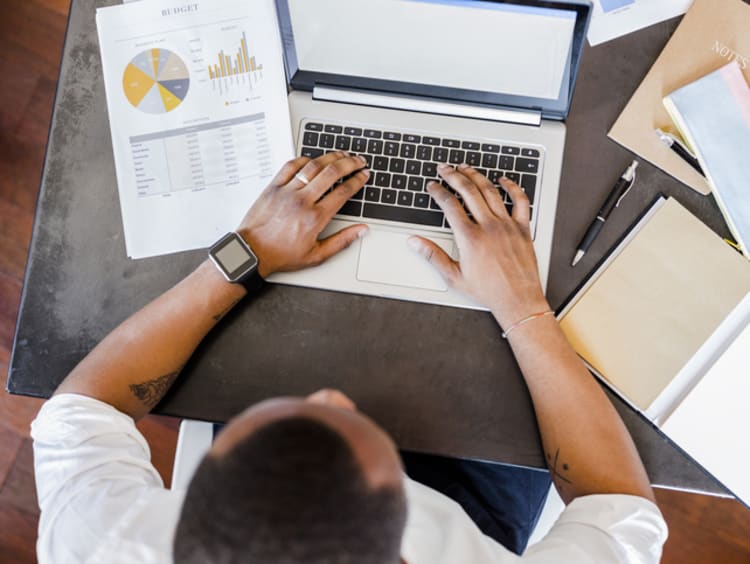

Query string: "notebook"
[[663, 61, 750, 259], [558, 196, 750, 505], [608, 0, 750, 196]]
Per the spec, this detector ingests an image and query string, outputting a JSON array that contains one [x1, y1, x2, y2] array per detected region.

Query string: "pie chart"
[[123, 48, 190, 113]]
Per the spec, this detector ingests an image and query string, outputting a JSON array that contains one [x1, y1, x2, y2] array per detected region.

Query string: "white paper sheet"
[[662, 310, 750, 505], [588, 0, 693, 46], [96, 0, 293, 259]]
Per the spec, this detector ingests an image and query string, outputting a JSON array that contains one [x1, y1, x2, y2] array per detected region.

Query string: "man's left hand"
[[238, 152, 370, 278]]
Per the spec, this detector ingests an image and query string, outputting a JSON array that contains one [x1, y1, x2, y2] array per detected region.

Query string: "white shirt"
[[32, 394, 668, 563]]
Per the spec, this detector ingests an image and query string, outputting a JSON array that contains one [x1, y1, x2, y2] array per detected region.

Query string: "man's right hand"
[[237, 152, 369, 278], [407, 164, 550, 330]]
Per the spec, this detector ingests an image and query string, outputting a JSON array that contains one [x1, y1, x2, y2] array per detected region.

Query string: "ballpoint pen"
[[571, 160, 638, 267], [655, 128, 705, 176]]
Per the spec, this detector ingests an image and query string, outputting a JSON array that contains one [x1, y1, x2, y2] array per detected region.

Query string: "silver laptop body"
[[270, 0, 592, 310]]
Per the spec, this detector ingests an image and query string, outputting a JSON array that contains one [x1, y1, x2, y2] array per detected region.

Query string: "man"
[[32, 152, 667, 563]]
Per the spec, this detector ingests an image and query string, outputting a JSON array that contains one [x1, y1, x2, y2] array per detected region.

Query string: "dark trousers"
[[401, 451, 552, 555]]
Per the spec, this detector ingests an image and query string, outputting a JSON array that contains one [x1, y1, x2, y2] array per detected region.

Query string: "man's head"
[[173, 390, 407, 564]]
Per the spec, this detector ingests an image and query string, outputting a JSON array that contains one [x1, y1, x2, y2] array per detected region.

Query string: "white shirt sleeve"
[[403, 477, 668, 564], [523, 494, 668, 563], [31, 393, 182, 564]]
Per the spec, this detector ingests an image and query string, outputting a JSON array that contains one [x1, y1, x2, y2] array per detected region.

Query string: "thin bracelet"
[[501, 310, 555, 339]]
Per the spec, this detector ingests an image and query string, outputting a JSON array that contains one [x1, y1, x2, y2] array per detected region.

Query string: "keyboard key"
[[449, 149, 465, 164], [515, 158, 539, 173], [337, 199, 362, 217], [423, 136, 440, 146], [476, 167, 488, 176], [506, 203, 514, 215], [375, 172, 391, 187], [384, 131, 402, 141], [398, 191, 414, 206], [499, 155, 514, 170], [488, 170, 503, 184], [505, 172, 521, 183], [325, 124, 343, 133], [392, 174, 407, 189], [462, 141, 480, 150], [384, 142, 399, 157], [381, 189, 397, 204], [442, 138, 460, 148], [351, 188, 364, 201], [429, 197, 441, 210], [521, 174, 536, 202], [416, 145, 433, 160], [422, 162, 438, 177], [466, 151, 481, 166], [408, 176, 424, 191], [335, 136, 351, 151], [400, 144, 416, 158], [368, 139, 384, 154], [365, 187, 380, 201], [344, 126, 363, 135], [363, 203, 444, 226], [414, 193, 430, 208], [389, 158, 406, 173], [404, 134, 421, 143], [522, 148, 540, 157], [373, 156, 389, 171], [320, 134, 335, 148], [305, 122, 323, 131], [364, 129, 382, 138], [481, 143, 500, 153], [301, 147, 323, 159], [482, 153, 498, 168], [352, 137, 367, 152], [302, 131, 319, 146], [406, 160, 421, 175], [434, 148, 449, 162], [502, 146, 521, 155]]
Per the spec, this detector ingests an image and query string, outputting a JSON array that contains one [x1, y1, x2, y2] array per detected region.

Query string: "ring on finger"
[[294, 172, 311, 185]]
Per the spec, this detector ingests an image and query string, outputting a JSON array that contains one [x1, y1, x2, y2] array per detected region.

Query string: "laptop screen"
[[288, 0, 575, 101], [276, 0, 592, 119]]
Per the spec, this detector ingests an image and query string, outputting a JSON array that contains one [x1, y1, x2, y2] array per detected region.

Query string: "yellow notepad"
[[558, 197, 750, 412]]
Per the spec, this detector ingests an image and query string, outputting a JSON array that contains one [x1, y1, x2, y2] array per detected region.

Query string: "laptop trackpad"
[[356, 230, 453, 291]]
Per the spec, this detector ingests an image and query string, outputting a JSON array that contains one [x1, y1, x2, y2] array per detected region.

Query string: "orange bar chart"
[[208, 32, 263, 81]]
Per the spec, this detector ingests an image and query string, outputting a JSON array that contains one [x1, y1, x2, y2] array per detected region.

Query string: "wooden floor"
[[1, 2, 749, 562]]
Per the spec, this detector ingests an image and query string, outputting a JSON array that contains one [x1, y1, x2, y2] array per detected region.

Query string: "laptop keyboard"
[[299, 121, 542, 233]]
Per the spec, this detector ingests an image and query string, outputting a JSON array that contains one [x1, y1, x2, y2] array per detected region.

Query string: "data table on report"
[[130, 114, 272, 197]]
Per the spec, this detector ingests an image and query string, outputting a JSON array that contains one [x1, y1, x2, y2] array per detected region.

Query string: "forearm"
[[55, 260, 246, 420], [500, 309, 654, 504]]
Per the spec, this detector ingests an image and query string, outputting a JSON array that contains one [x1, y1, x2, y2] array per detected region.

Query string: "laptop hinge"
[[313, 85, 542, 127]]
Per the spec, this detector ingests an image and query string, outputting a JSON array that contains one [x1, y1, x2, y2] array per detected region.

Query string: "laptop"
[[269, 0, 592, 309]]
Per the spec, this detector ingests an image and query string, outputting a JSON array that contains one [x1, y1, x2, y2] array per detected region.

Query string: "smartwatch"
[[208, 232, 264, 291]]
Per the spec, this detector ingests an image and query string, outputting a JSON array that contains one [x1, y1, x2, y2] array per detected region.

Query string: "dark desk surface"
[[8, 0, 732, 495]]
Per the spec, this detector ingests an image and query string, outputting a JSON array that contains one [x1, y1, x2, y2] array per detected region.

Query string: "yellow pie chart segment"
[[123, 48, 190, 114], [123, 63, 156, 108], [158, 83, 181, 112]]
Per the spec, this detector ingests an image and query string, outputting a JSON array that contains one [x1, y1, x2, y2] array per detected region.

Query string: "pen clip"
[[615, 168, 636, 207]]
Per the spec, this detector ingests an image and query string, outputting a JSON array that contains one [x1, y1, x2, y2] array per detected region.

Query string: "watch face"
[[210, 233, 258, 282]]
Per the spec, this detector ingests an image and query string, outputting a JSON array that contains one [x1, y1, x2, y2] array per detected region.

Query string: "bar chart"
[[208, 32, 263, 92]]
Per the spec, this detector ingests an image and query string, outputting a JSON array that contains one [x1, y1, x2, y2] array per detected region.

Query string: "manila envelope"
[[608, 0, 750, 195]]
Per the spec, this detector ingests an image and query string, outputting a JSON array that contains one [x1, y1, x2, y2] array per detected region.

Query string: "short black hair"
[[173, 416, 407, 564]]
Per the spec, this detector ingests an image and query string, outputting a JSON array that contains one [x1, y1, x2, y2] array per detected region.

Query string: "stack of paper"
[[608, 0, 750, 195], [97, 0, 293, 259], [664, 62, 750, 259]]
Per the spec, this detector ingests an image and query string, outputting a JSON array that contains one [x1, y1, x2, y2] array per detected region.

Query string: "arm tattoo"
[[129, 371, 179, 408], [547, 448, 573, 491]]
